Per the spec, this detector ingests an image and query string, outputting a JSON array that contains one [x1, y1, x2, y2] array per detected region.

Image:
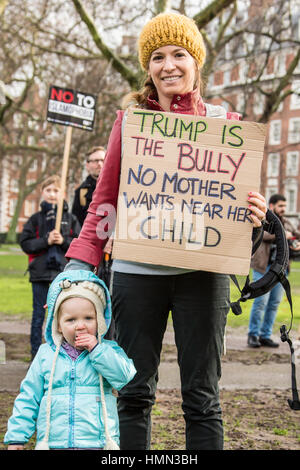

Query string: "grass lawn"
[[0, 244, 299, 333], [227, 267, 300, 332], [0, 246, 32, 318]]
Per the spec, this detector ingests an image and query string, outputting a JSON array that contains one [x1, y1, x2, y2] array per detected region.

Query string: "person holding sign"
[[65, 13, 267, 450]]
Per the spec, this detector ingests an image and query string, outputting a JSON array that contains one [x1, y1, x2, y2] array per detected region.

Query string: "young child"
[[20, 175, 81, 361], [4, 270, 136, 450]]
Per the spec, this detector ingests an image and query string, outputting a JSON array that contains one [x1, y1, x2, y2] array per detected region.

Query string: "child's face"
[[41, 183, 60, 204], [58, 297, 97, 348]]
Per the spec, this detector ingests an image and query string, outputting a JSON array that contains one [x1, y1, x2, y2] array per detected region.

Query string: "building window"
[[274, 52, 286, 77], [13, 113, 22, 127], [24, 200, 36, 217], [223, 69, 231, 86], [286, 151, 299, 176], [236, 93, 245, 113], [253, 93, 264, 116], [221, 101, 229, 111], [9, 199, 17, 216], [288, 118, 300, 143], [265, 187, 278, 205], [286, 187, 297, 213], [290, 80, 300, 110], [29, 160, 37, 172], [269, 120, 281, 145], [267, 153, 280, 177], [10, 179, 19, 193], [28, 135, 35, 146]]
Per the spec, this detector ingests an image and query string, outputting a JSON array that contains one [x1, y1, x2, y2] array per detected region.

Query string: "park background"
[[0, 0, 300, 451]]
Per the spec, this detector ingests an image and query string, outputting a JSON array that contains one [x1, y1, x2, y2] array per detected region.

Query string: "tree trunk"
[[5, 189, 26, 243]]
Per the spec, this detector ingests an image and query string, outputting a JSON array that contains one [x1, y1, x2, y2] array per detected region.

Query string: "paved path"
[[159, 325, 294, 390], [0, 321, 297, 392]]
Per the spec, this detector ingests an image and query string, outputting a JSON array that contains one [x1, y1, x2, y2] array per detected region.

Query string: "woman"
[[65, 13, 266, 450]]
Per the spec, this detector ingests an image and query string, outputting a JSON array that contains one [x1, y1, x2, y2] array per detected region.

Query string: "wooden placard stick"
[[55, 125, 72, 231]]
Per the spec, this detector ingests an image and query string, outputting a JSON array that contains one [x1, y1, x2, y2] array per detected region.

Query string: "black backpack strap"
[[278, 276, 300, 410], [229, 210, 299, 410], [251, 225, 264, 256], [230, 274, 250, 315], [280, 325, 300, 410], [230, 209, 289, 305]]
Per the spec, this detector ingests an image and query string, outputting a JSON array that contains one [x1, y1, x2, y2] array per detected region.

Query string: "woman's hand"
[[7, 444, 24, 450], [248, 191, 267, 227]]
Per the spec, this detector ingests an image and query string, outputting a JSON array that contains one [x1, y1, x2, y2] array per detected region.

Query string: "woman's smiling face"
[[148, 45, 196, 109]]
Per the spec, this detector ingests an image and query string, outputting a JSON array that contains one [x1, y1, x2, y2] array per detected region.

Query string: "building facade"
[[207, 0, 300, 228]]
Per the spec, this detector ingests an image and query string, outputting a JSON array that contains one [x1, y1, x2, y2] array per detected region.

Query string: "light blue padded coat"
[[4, 270, 136, 449]]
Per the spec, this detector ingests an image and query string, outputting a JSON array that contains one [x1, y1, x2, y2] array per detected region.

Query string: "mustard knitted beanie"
[[138, 13, 206, 71]]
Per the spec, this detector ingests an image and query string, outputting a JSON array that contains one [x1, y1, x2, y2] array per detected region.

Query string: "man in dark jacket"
[[71, 146, 114, 339], [20, 175, 81, 360], [247, 194, 300, 348], [72, 146, 106, 226]]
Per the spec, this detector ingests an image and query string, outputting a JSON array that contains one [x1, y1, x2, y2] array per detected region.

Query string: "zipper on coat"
[[67, 352, 86, 448], [69, 363, 76, 448]]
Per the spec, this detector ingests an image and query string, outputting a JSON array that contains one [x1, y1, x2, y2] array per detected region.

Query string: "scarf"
[[41, 201, 63, 270]]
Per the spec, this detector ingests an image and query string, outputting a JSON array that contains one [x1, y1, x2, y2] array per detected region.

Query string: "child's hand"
[[48, 229, 64, 245], [75, 333, 98, 352], [8, 444, 24, 450]]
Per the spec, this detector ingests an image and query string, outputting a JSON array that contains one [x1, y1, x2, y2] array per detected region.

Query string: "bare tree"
[[1, 0, 299, 241], [0, 0, 129, 241], [69, 0, 299, 123], [204, 0, 300, 123]]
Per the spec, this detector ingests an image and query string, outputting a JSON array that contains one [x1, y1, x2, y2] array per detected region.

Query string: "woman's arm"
[[65, 110, 124, 268]]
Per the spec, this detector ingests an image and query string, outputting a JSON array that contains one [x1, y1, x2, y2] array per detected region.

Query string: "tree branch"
[[259, 48, 300, 122], [71, 0, 140, 89], [154, 0, 170, 15], [15, 35, 104, 61], [193, 0, 236, 30]]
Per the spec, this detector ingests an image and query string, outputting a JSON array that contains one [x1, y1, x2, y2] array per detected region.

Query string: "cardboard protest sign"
[[112, 109, 266, 275], [47, 85, 97, 131], [46, 85, 97, 230]]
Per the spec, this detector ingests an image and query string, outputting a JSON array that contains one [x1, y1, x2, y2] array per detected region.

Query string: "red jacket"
[[66, 92, 241, 267]]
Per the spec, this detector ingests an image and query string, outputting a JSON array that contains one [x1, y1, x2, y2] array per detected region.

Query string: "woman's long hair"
[[122, 60, 203, 114]]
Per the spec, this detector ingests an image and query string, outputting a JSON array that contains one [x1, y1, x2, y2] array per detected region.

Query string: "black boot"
[[259, 337, 279, 348], [247, 335, 261, 348]]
